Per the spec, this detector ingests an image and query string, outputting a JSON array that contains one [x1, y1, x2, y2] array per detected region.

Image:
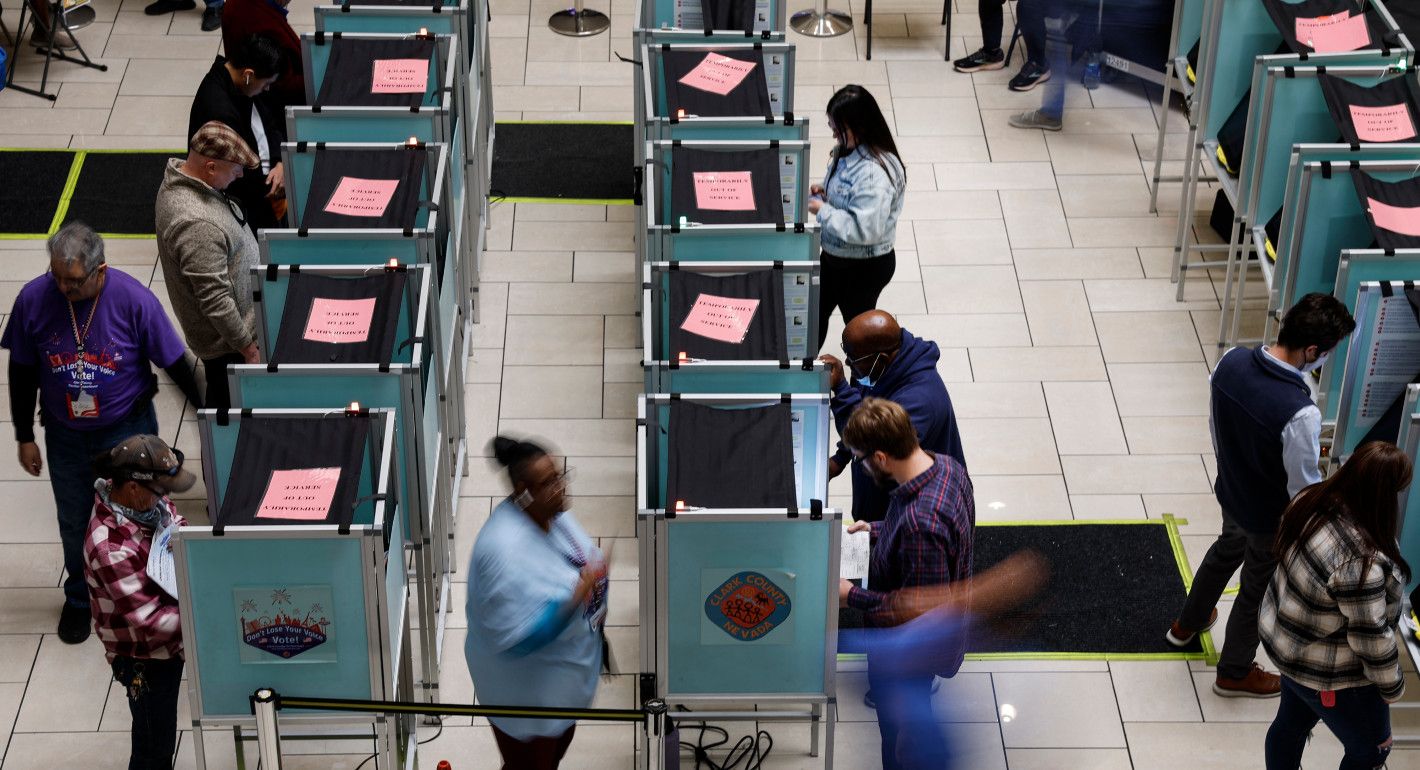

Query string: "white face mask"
[[1300, 350, 1330, 374]]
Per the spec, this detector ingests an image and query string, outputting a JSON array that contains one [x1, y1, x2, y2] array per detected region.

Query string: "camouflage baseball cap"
[[101, 434, 197, 494], [190, 120, 260, 169]]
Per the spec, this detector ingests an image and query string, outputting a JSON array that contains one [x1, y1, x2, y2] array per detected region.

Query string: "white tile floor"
[[3, 0, 1420, 766]]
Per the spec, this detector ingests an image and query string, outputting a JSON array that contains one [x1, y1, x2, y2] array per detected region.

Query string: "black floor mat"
[[841, 522, 1203, 656], [0, 151, 74, 235], [63, 152, 183, 235], [489, 122, 633, 202]]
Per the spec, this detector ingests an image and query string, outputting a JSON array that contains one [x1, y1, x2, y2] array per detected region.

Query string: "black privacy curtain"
[[1319, 72, 1420, 145], [701, 0, 758, 32], [301, 147, 427, 230], [216, 416, 371, 527], [1351, 169, 1420, 250], [667, 401, 796, 509], [670, 146, 785, 225], [315, 36, 437, 109], [271, 271, 408, 366], [662, 48, 773, 118], [668, 268, 786, 361]]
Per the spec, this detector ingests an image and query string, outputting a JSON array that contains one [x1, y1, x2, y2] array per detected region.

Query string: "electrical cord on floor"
[[418, 715, 444, 744], [673, 706, 774, 770]]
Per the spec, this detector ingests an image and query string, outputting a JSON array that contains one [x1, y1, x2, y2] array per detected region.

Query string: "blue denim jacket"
[[816, 146, 905, 258]]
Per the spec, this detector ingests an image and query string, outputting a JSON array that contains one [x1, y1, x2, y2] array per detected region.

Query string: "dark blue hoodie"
[[830, 328, 967, 522]]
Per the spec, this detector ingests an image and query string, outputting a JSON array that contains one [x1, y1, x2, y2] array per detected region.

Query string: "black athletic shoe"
[[953, 47, 1006, 73], [58, 602, 91, 644], [144, 0, 196, 13], [201, 4, 222, 29], [1008, 61, 1052, 92]]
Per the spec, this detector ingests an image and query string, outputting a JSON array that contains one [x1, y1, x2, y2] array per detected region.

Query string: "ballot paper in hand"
[[324, 176, 400, 218], [1368, 197, 1420, 237], [692, 171, 755, 211], [1350, 104, 1417, 142], [1296, 12, 1369, 52], [147, 519, 180, 599], [303, 297, 377, 344], [680, 293, 759, 343], [841, 527, 869, 583], [371, 58, 429, 94], [678, 53, 757, 96], [257, 467, 341, 521]]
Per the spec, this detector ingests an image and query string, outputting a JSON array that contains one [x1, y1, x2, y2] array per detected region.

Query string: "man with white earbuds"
[[1165, 292, 1357, 699]]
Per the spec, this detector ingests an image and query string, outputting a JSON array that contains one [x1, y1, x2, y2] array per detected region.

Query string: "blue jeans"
[[1265, 677, 1393, 770], [111, 656, 184, 770], [44, 402, 159, 608]]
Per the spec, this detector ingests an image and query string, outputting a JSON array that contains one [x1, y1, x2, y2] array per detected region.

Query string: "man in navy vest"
[[1165, 293, 1356, 698]]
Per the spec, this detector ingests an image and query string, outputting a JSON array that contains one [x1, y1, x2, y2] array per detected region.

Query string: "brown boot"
[[1213, 663, 1281, 698], [1165, 607, 1218, 647]]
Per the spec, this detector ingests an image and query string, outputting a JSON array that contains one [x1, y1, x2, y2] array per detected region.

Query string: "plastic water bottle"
[[1082, 54, 1102, 90]]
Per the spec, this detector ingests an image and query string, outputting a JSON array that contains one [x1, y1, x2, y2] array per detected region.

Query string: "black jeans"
[[111, 656, 184, 770], [1176, 510, 1278, 679], [979, 0, 1006, 50], [1266, 678, 1392, 770], [816, 250, 897, 353], [201, 352, 245, 412]]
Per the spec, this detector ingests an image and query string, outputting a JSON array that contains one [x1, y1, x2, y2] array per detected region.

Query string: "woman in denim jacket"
[[809, 85, 906, 352]]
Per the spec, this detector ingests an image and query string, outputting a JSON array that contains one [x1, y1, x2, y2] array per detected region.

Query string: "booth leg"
[[824, 701, 836, 768], [1147, 62, 1175, 214], [547, 0, 610, 37], [1215, 216, 1245, 348], [809, 702, 821, 757], [191, 722, 209, 770], [789, 0, 852, 37], [253, 689, 284, 770]]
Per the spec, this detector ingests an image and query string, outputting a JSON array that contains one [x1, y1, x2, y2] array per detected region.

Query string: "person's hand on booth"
[[240, 341, 260, 365], [839, 578, 854, 608], [265, 162, 286, 199], [827, 457, 844, 479], [819, 354, 845, 390], [17, 442, 42, 477]]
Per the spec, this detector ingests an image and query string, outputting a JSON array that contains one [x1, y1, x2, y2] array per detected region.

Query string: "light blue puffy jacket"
[[815, 145, 905, 258]]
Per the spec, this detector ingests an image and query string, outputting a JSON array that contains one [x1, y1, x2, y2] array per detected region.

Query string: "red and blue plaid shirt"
[[84, 489, 185, 663], [847, 453, 975, 629]]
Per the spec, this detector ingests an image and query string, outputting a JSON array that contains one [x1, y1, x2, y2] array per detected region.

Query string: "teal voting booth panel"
[[656, 515, 839, 699], [635, 394, 829, 513], [1196, 0, 1280, 142], [1238, 59, 1407, 230], [638, 43, 800, 150], [178, 409, 403, 720], [1318, 251, 1420, 421], [634, 0, 786, 41], [1332, 282, 1420, 461], [1395, 386, 1420, 592], [641, 260, 827, 392], [293, 33, 470, 209], [643, 140, 818, 263], [313, 2, 469, 65], [1273, 149, 1420, 323], [1173, 0, 1205, 64]]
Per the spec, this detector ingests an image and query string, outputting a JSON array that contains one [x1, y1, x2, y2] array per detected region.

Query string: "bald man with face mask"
[[820, 310, 967, 522]]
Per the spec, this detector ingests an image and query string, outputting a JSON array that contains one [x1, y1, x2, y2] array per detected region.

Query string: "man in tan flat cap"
[[155, 121, 262, 410]]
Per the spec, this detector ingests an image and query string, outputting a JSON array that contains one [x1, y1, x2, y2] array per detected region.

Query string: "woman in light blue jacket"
[[809, 85, 907, 352]]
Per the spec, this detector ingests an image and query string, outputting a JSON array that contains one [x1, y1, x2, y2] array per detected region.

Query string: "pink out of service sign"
[[1368, 198, 1420, 237], [1295, 13, 1369, 52], [692, 171, 755, 211], [256, 467, 342, 521], [303, 297, 377, 344], [1349, 104, 1416, 142], [324, 176, 400, 218], [679, 53, 757, 96], [371, 58, 429, 94], [680, 293, 760, 343]]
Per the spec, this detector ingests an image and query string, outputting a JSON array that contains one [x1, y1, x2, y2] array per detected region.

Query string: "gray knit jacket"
[[155, 159, 258, 361]]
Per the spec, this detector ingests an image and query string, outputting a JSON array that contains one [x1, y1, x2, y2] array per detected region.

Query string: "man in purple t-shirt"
[[1, 222, 202, 644]]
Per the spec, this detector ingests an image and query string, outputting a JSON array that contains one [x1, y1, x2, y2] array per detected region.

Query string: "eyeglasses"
[[49, 263, 101, 289]]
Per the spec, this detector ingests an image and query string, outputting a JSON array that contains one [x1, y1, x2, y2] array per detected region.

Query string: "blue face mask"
[[857, 374, 876, 388]]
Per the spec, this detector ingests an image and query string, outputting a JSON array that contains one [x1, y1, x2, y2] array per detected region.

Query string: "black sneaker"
[[863, 689, 875, 710], [1008, 61, 1052, 92], [953, 47, 1006, 73], [144, 0, 196, 14], [201, 4, 222, 29], [58, 602, 91, 644]]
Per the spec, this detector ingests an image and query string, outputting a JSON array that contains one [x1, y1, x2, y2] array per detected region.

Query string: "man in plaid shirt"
[[84, 434, 196, 770], [838, 398, 974, 770]]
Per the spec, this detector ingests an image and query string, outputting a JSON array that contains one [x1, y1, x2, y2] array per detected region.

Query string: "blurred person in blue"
[[820, 310, 966, 523], [465, 436, 609, 770], [837, 398, 975, 770]]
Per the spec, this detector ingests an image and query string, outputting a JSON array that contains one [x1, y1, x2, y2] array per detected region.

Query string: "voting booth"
[[176, 407, 414, 770], [226, 263, 454, 702], [636, 42, 802, 160], [633, 0, 787, 44], [1394, 385, 1420, 592], [641, 139, 817, 263], [634, 393, 839, 757], [1329, 281, 1420, 462], [641, 260, 826, 392]]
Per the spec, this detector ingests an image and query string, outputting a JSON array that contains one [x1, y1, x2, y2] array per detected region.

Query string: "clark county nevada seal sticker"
[[703, 570, 793, 643], [234, 586, 337, 664]]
